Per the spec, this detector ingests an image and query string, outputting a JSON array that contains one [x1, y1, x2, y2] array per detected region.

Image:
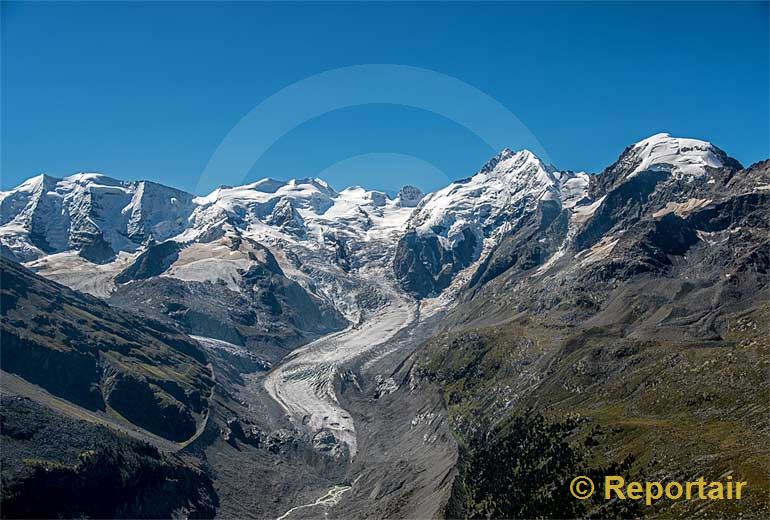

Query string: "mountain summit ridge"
[[0, 133, 749, 286]]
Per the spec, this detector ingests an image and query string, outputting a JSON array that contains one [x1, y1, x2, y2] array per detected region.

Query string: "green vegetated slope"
[[0, 395, 217, 519], [419, 308, 768, 518], [0, 257, 214, 442], [416, 160, 770, 518]]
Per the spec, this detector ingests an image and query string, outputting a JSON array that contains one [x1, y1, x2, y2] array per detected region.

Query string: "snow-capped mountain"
[[627, 133, 727, 178], [0, 173, 195, 263], [0, 171, 426, 331], [2, 132, 767, 501], [1, 133, 758, 306], [407, 149, 560, 241], [186, 176, 417, 246], [0, 173, 415, 278], [591, 133, 742, 198], [179, 178, 419, 287], [392, 148, 590, 296]]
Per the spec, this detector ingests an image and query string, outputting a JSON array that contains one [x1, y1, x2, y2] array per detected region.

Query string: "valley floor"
[[191, 290, 458, 520]]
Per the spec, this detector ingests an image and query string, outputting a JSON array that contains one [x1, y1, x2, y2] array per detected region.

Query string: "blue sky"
[[2, 1, 768, 195]]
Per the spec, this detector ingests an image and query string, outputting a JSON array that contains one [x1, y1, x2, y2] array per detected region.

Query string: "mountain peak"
[[62, 172, 110, 182], [249, 178, 287, 194], [632, 132, 714, 154], [16, 173, 59, 192], [479, 148, 552, 178], [285, 177, 337, 196], [499, 147, 539, 160], [627, 133, 731, 179], [396, 185, 423, 208]]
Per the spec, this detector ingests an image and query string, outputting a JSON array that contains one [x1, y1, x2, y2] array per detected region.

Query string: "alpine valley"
[[1, 133, 768, 519]]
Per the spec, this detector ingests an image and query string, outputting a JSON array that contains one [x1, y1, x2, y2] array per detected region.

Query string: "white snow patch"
[[626, 133, 724, 180], [572, 195, 605, 224]]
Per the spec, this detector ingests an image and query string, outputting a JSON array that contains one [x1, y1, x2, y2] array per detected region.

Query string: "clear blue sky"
[[2, 1, 768, 195]]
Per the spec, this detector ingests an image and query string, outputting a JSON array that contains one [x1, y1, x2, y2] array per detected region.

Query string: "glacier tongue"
[[264, 285, 416, 459]]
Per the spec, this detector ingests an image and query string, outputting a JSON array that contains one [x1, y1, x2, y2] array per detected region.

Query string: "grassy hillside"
[[418, 305, 769, 518], [0, 395, 217, 518], [1, 257, 214, 441]]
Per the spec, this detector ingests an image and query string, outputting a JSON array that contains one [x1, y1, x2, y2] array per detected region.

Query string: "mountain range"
[[1, 132, 768, 518]]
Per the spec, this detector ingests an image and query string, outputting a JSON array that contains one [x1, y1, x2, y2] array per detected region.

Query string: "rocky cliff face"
[[108, 235, 347, 359]]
